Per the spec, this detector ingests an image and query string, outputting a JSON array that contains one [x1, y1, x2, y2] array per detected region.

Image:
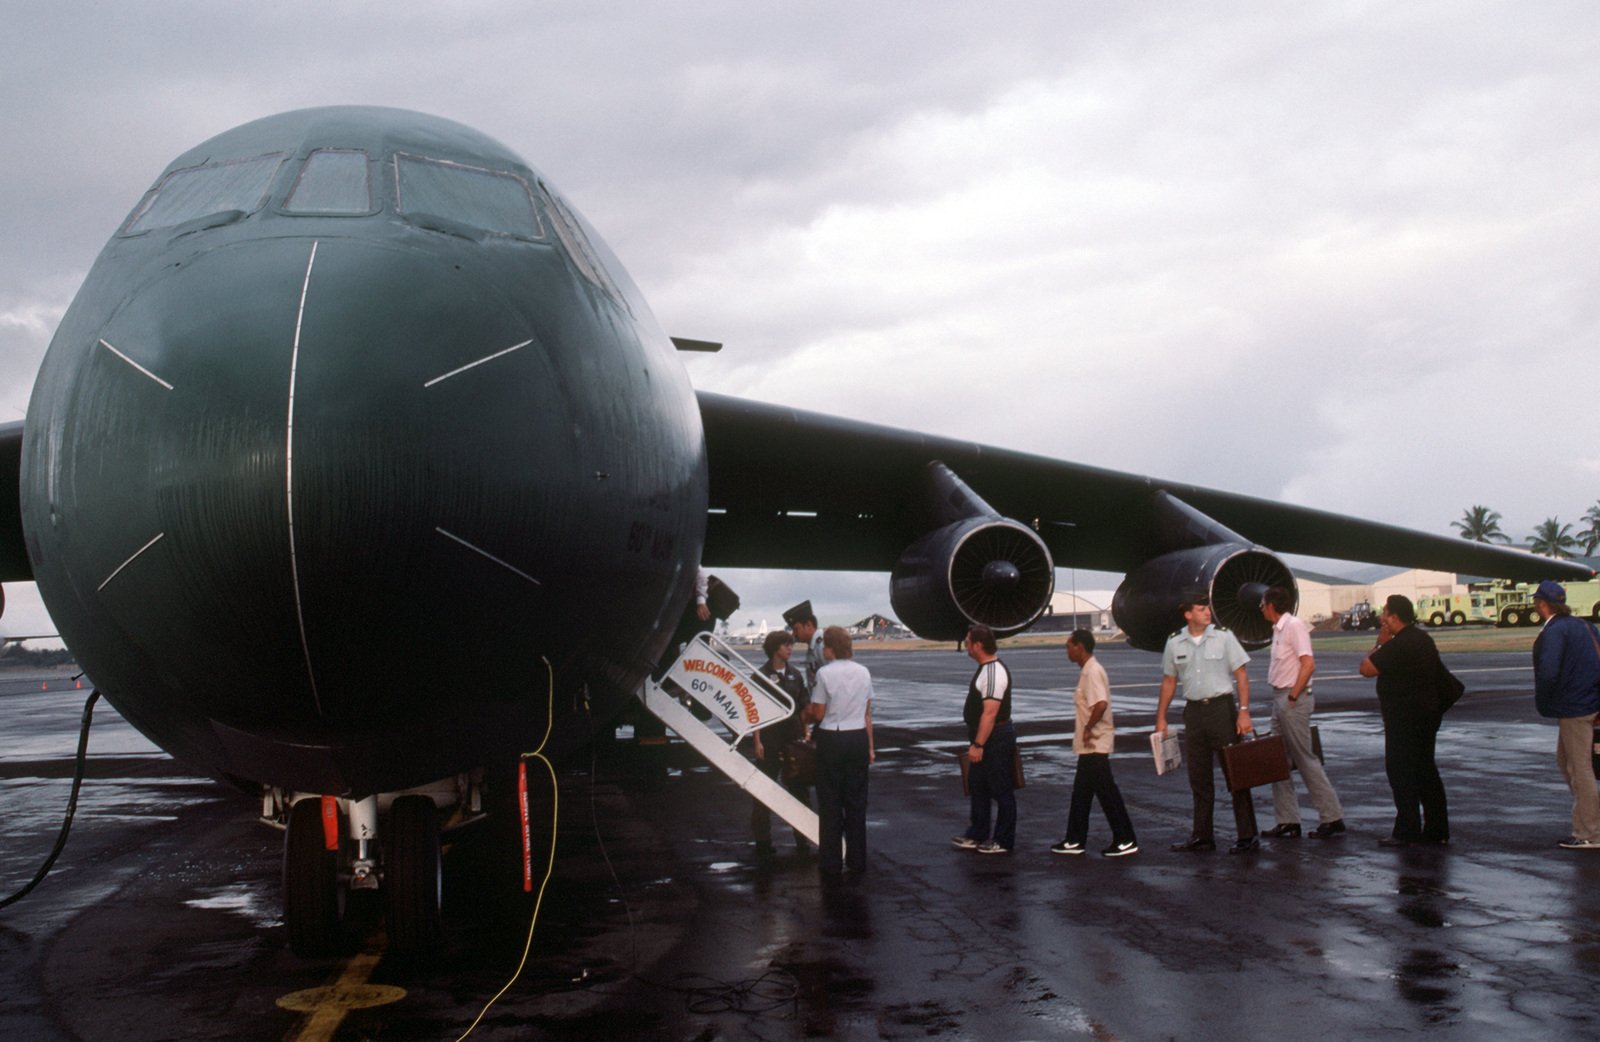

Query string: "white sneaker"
[[1558, 836, 1600, 849], [974, 841, 1010, 854], [950, 835, 979, 850]]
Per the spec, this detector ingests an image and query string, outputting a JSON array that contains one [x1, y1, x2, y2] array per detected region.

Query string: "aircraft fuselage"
[[21, 107, 706, 794]]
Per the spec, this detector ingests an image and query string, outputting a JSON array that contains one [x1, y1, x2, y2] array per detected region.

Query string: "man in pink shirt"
[[1261, 587, 1345, 839]]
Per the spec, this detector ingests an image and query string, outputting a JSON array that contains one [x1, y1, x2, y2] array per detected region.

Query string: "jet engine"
[[1112, 544, 1295, 652], [891, 516, 1055, 640]]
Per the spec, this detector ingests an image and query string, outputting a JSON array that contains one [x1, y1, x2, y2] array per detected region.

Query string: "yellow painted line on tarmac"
[[278, 949, 407, 1041]]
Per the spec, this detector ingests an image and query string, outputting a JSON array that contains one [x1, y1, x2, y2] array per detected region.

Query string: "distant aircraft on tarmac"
[[0, 588, 53, 655], [0, 107, 1588, 954], [0, 633, 54, 657]]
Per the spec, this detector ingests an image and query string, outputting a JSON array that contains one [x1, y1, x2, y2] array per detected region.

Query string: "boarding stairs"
[[636, 632, 819, 845]]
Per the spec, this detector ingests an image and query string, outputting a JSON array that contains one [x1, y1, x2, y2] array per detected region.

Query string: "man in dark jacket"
[[1531, 580, 1600, 851], [1360, 595, 1449, 846], [751, 630, 813, 857]]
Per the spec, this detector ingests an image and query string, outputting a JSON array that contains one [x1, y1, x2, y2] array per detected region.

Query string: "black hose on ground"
[[0, 688, 101, 910]]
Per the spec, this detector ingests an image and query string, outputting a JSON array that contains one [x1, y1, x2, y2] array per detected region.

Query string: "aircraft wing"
[[0, 420, 28, 583], [697, 391, 1588, 579], [698, 391, 1589, 646]]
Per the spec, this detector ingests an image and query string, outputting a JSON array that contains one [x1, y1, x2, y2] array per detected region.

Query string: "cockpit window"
[[123, 154, 285, 234], [394, 154, 543, 240], [284, 149, 371, 214], [537, 181, 615, 295]]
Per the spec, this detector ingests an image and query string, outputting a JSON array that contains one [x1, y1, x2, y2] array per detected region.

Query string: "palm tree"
[[1582, 500, 1600, 556], [1529, 517, 1577, 559], [1451, 505, 1510, 543]]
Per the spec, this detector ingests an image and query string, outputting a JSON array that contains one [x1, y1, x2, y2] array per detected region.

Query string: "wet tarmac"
[[3, 642, 1600, 1040]]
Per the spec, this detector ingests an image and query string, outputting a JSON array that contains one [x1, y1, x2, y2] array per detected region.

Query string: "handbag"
[[1434, 658, 1466, 714], [1219, 731, 1291, 792], [958, 747, 1025, 796], [705, 574, 740, 621], [780, 739, 815, 786]]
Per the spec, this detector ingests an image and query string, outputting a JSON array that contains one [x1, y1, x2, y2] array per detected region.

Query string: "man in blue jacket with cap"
[[1531, 580, 1600, 850]]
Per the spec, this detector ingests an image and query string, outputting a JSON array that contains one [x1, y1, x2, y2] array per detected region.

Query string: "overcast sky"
[[3, 2, 1599, 642]]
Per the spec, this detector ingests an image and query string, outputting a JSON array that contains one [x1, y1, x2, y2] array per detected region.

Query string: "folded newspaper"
[[1151, 731, 1182, 775]]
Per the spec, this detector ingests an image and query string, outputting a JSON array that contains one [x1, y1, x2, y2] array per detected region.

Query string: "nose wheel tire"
[[384, 795, 443, 955], [284, 798, 346, 956]]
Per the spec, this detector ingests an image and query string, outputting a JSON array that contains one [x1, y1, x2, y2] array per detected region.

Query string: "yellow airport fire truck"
[[1424, 579, 1600, 628]]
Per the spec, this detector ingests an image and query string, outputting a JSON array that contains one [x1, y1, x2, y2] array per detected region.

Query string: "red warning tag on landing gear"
[[321, 796, 338, 851], [518, 761, 533, 892]]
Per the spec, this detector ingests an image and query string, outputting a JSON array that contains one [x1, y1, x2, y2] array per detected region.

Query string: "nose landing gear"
[[277, 784, 462, 957]]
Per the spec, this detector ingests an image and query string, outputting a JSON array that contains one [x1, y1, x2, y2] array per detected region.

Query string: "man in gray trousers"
[[1260, 587, 1346, 839]]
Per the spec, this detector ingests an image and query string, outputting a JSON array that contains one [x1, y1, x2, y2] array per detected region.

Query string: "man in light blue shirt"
[[1155, 598, 1259, 853], [784, 599, 826, 695]]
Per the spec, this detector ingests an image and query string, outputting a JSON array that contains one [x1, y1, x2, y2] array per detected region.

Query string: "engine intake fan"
[[891, 517, 1055, 641], [1112, 544, 1295, 652]]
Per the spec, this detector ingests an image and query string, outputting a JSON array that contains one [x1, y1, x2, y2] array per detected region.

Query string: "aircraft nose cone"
[[32, 236, 569, 725]]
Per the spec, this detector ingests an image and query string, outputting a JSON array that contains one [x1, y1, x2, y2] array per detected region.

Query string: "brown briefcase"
[[1220, 732, 1291, 792], [958, 747, 1025, 796], [780, 739, 815, 786]]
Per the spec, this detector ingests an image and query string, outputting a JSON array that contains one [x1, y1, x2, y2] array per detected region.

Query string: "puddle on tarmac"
[[185, 884, 283, 929]]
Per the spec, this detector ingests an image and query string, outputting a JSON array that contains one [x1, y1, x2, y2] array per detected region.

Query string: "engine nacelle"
[[1112, 544, 1296, 652], [890, 517, 1055, 641]]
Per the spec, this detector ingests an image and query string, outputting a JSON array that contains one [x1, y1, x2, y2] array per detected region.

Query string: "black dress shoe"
[[1263, 823, 1302, 839], [1309, 820, 1346, 838], [1170, 836, 1217, 852], [1230, 836, 1261, 854]]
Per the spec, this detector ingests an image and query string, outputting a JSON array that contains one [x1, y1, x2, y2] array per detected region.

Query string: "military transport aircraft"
[[0, 107, 1588, 955]]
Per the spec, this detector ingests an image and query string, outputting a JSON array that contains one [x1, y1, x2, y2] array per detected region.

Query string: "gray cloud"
[[4, 2, 1597, 632]]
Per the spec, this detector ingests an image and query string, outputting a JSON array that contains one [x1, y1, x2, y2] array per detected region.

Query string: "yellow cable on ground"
[[454, 657, 559, 1042]]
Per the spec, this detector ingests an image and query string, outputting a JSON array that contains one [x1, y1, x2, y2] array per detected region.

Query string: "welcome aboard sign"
[[663, 633, 796, 738]]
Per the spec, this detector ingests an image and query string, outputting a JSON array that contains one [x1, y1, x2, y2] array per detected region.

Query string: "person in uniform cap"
[[784, 600, 826, 694]]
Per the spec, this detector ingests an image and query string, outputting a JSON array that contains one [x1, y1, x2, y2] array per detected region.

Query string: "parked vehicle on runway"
[[1339, 601, 1379, 630], [1470, 578, 1600, 627], [1416, 593, 1478, 627]]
